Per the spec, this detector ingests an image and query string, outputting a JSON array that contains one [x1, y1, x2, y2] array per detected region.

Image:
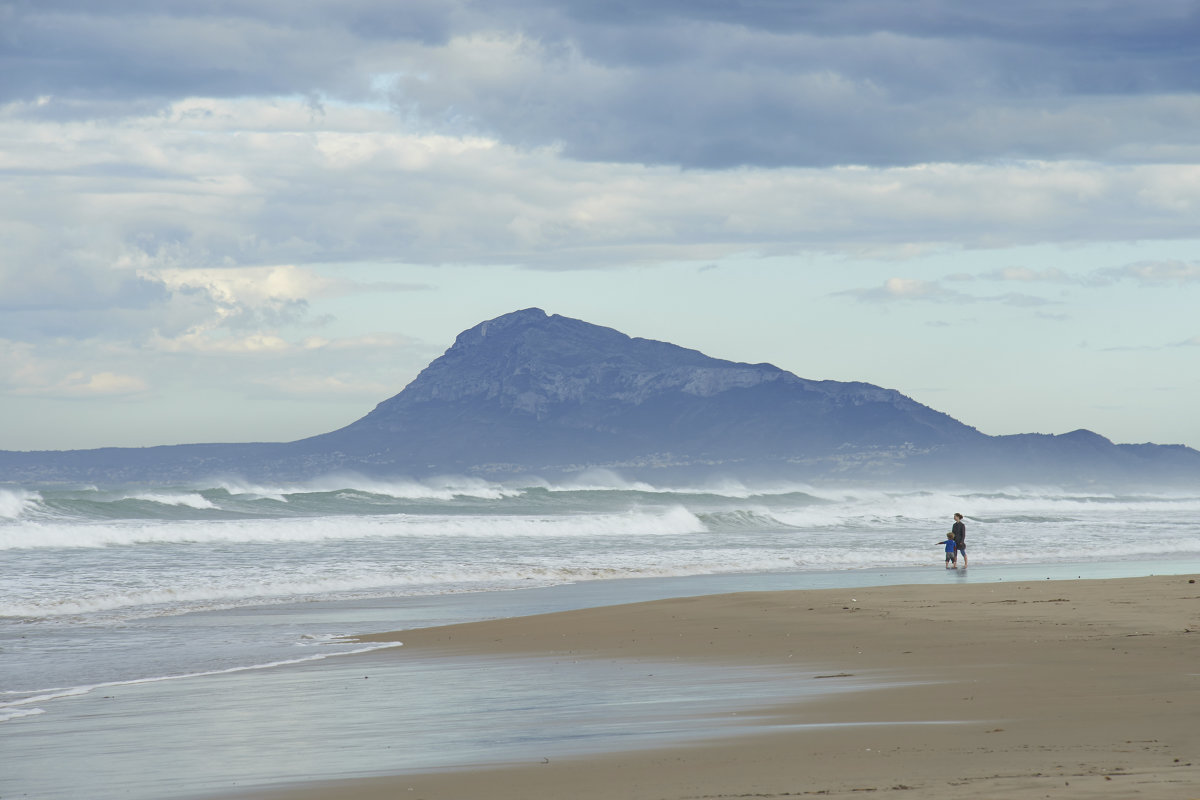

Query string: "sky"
[[3, 0, 1200, 453]]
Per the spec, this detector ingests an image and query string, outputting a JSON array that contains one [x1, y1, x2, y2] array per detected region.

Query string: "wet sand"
[[239, 574, 1199, 799]]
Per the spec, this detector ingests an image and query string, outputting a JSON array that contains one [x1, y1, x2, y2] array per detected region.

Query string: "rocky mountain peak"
[[446, 307, 551, 353], [386, 308, 791, 413]]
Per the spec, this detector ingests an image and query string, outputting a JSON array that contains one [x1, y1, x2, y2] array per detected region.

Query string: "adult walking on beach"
[[952, 513, 967, 568]]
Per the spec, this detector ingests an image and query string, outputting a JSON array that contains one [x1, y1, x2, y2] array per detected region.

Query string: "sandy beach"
[[238, 574, 1199, 800]]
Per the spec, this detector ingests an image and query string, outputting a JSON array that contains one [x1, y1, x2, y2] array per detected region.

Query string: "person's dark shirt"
[[952, 520, 966, 545]]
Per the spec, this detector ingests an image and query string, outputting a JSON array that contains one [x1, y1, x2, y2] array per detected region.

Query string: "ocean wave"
[[211, 474, 528, 502], [5, 479, 1200, 549], [9, 473, 1199, 528], [122, 492, 217, 510], [207, 470, 830, 504], [698, 509, 801, 531], [0, 505, 707, 550]]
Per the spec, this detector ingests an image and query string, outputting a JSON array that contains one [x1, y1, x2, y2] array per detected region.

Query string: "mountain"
[[3, 308, 1199, 488]]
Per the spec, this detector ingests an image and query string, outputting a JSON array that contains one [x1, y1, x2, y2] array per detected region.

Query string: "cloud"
[[6, 97, 1200, 284], [0, 3, 453, 111], [152, 265, 350, 305], [382, 26, 1200, 168], [1094, 260, 1200, 286], [0, 261, 180, 340], [133, 265, 427, 351], [7, 365, 149, 399], [834, 277, 967, 304], [953, 259, 1200, 293], [994, 292, 1058, 307], [3, 86, 1198, 393], [149, 328, 414, 357], [5, 1, 1200, 169], [977, 266, 1075, 283], [836, 280, 1061, 308], [59, 371, 150, 397], [152, 331, 295, 355]]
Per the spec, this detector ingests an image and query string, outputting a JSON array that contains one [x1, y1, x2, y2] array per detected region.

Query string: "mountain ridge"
[[2, 308, 1197, 488]]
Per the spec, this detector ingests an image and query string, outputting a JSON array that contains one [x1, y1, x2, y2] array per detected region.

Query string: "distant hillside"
[[3, 308, 1199, 488]]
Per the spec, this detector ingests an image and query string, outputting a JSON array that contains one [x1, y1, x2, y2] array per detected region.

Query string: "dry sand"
[[243, 575, 1199, 799]]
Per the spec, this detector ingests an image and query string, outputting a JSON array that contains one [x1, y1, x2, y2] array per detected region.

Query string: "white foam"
[[4, 553, 750, 618], [352, 474, 526, 501], [0, 707, 46, 722], [0, 488, 41, 520], [4, 482, 1198, 626], [209, 473, 527, 502], [0, 504, 706, 550], [207, 477, 291, 502]]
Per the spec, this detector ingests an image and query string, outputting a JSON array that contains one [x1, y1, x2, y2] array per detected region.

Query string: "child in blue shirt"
[[937, 534, 958, 568]]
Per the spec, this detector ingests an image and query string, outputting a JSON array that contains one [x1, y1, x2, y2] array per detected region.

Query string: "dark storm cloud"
[[4, 0, 1198, 167]]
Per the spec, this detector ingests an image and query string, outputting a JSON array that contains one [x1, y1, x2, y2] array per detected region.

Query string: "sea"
[[3, 471, 1199, 799]]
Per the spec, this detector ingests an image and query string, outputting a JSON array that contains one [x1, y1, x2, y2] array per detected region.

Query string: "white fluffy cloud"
[[6, 99, 1200, 285]]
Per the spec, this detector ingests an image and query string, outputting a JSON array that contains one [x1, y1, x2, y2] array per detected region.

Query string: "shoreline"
[[229, 573, 1200, 800]]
